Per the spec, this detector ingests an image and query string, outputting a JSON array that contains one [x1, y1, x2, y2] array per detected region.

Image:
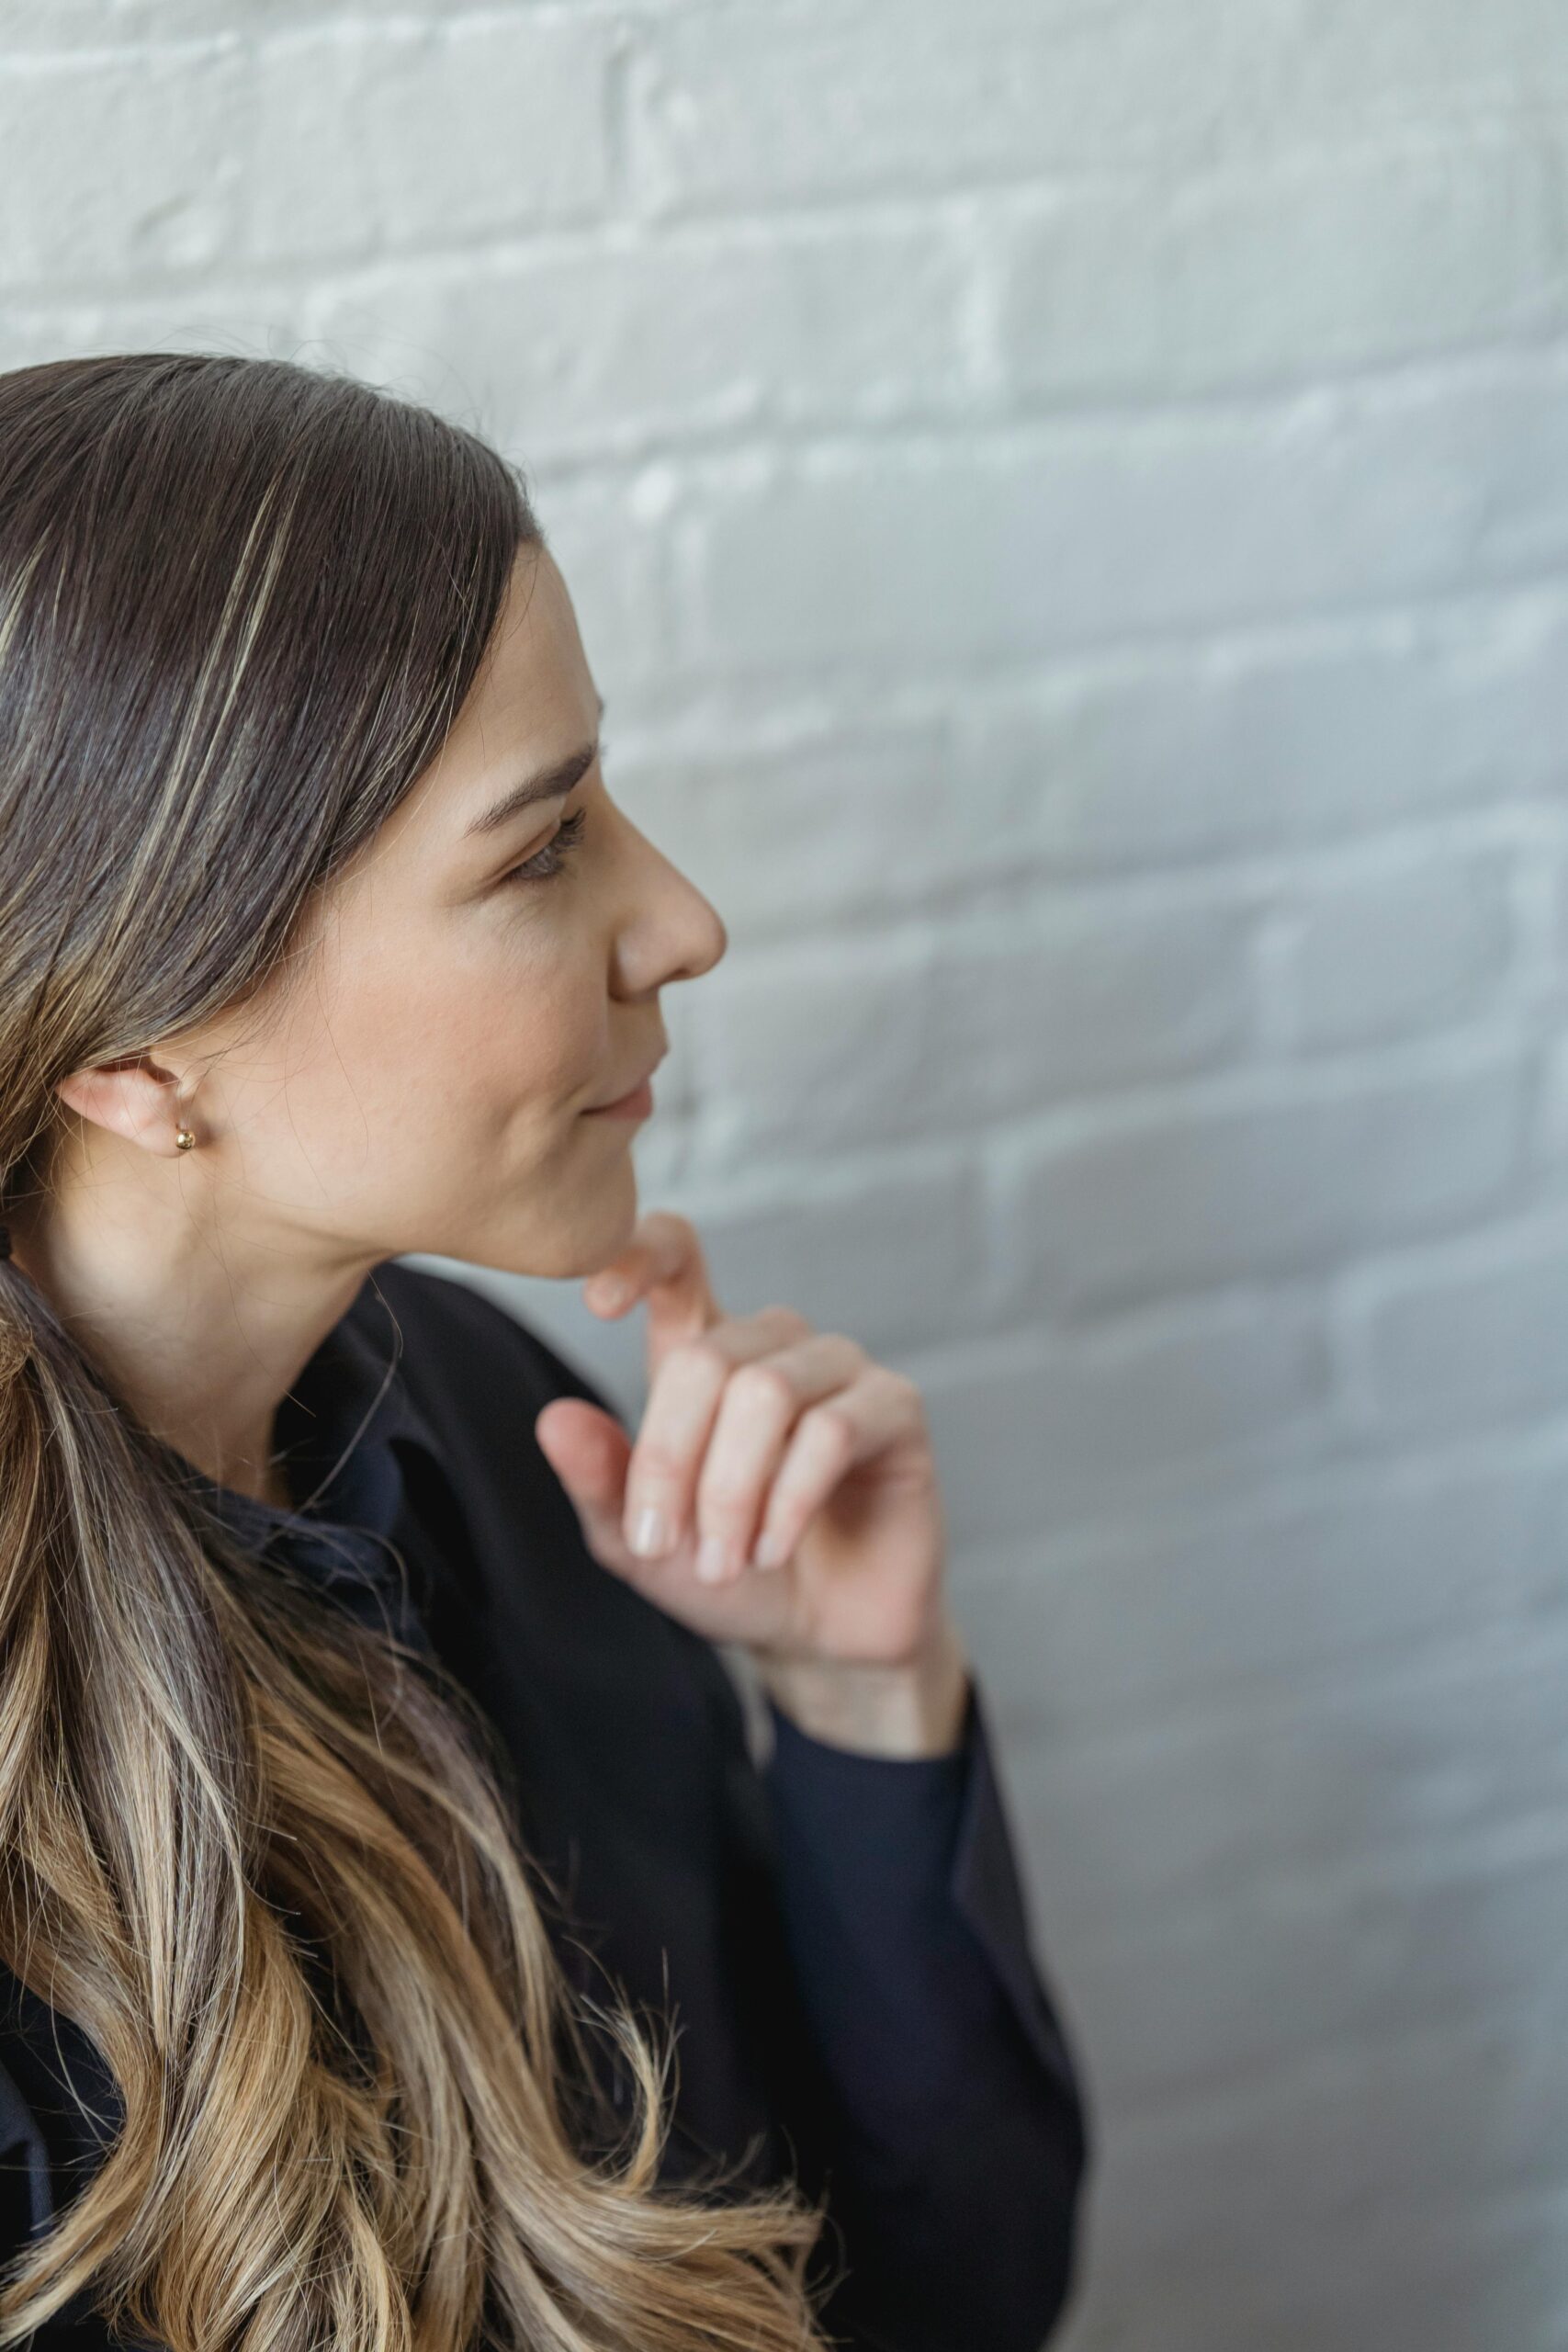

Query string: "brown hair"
[[0, 354, 827, 2350]]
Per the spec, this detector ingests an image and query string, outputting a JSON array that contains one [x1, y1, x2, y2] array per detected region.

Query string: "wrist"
[[750, 1609, 972, 1758]]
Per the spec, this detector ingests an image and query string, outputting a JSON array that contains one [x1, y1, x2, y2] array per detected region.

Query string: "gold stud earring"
[[175, 1123, 197, 1152]]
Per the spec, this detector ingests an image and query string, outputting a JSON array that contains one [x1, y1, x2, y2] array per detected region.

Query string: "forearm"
[[753, 1666, 1088, 2351], [748, 1604, 972, 1758]]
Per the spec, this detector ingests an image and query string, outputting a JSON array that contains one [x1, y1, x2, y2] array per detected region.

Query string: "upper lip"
[[589, 1048, 667, 1110]]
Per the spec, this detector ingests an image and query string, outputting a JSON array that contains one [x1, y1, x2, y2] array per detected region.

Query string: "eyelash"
[[503, 806, 589, 886]]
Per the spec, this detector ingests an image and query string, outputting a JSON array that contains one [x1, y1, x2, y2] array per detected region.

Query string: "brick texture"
[[6, 6, 1567, 2346]]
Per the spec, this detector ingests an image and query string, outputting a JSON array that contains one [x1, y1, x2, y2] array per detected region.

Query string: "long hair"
[[0, 354, 828, 2350]]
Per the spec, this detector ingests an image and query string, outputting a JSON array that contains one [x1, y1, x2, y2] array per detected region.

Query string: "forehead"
[[455, 544, 597, 761], [374, 544, 600, 858]]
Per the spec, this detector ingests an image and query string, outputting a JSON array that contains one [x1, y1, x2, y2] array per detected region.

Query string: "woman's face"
[[189, 542, 728, 1282]]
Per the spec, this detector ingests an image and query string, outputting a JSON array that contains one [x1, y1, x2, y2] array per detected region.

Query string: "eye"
[[502, 806, 588, 886]]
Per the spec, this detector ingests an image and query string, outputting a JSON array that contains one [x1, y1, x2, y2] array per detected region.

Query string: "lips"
[[588, 1049, 666, 1112]]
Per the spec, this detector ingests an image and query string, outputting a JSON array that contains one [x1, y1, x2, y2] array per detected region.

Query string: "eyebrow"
[[463, 691, 606, 839]]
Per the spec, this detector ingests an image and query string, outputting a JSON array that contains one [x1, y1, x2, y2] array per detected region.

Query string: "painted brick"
[[629, 0, 1568, 216], [1058, 2133, 1568, 2352], [308, 220, 970, 457], [604, 717, 1024, 936], [997, 135, 1568, 401], [973, 589, 1568, 873], [1010, 1055, 1530, 1318], [957, 1453, 1568, 1736], [244, 19, 616, 261], [997, 1624, 1568, 1939], [1052, 1830, 1568, 2132], [1354, 1222, 1568, 1437], [0, 43, 243, 287], [1280, 853, 1517, 1050], [657, 1155, 987, 1360], [915, 1297, 1329, 1545], [691, 900, 1257, 1160], [4, 6, 1567, 2344], [681, 366, 1568, 677]]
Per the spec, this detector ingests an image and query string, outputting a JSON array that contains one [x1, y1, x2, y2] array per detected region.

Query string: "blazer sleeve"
[[0, 2041, 52, 2253], [736, 1668, 1089, 2352], [492, 1298, 1089, 2348]]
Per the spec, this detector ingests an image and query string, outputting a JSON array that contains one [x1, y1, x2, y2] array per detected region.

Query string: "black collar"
[[182, 1271, 448, 1645]]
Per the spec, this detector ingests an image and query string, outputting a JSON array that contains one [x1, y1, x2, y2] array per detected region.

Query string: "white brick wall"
[[6, 5, 1567, 2344]]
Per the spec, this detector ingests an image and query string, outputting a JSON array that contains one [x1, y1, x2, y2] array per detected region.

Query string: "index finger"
[[589, 1210, 722, 1362]]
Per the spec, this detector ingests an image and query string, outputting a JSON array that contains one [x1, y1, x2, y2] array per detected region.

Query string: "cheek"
[[252, 887, 612, 1207], [344, 931, 603, 1135]]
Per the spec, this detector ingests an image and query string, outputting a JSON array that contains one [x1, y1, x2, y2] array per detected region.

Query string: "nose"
[[612, 814, 728, 994]]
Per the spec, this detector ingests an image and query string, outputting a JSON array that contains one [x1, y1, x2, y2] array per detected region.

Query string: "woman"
[[0, 353, 1086, 2352]]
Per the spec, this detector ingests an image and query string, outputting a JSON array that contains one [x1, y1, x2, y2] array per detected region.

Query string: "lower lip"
[[584, 1077, 654, 1120]]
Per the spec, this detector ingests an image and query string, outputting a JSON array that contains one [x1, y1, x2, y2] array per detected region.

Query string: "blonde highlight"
[[0, 354, 831, 2351]]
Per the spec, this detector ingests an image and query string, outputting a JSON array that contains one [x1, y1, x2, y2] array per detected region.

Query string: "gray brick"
[[0, 44, 243, 288], [605, 718, 1032, 935], [936, 899, 1258, 1113], [630, 0, 1568, 217], [689, 931, 934, 1161], [524, 477, 675, 695], [958, 1454, 1568, 1735], [1355, 1224, 1568, 1436], [1282, 854, 1517, 1050], [243, 19, 616, 261], [308, 220, 969, 457], [0, 24, 612, 293], [691, 901, 1256, 1159], [998, 135, 1568, 401], [8, 7, 1568, 2342], [1073, 1831, 1568, 2114], [975, 590, 1568, 872], [918, 1297, 1329, 1545], [1011, 1056, 1530, 1317], [998, 1624, 1568, 1936], [681, 370, 1568, 676], [1062, 2126, 1568, 2352], [654, 1158, 987, 1360]]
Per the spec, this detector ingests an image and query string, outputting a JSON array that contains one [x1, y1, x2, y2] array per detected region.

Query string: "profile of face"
[[53, 543, 728, 1292]]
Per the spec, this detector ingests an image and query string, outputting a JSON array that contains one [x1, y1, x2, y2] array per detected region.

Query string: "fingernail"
[[696, 1534, 733, 1584], [630, 1506, 671, 1558], [751, 1532, 782, 1571]]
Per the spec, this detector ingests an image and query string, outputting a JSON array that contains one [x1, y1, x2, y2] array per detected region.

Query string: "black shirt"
[[0, 1261, 1088, 2351]]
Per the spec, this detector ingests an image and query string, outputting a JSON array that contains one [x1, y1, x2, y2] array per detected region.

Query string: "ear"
[[55, 1056, 192, 1157]]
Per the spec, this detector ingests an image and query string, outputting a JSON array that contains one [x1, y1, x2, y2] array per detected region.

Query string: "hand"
[[532, 1211, 970, 1755]]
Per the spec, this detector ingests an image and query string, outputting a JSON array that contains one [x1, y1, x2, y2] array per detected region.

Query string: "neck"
[[5, 1165, 376, 1509]]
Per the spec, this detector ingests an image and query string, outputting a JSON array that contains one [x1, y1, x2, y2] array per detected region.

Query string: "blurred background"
[[5, 2, 1568, 2344]]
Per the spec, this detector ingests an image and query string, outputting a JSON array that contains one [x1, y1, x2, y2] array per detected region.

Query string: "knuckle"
[[631, 1436, 693, 1487], [694, 1445, 758, 1513], [699, 1475, 755, 1521], [803, 1400, 854, 1453], [761, 1303, 813, 1337], [667, 1335, 727, 1387], [729, 1361, 795, 1418]]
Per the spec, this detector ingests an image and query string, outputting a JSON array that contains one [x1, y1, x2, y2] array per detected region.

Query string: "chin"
[[500, 1162, 640, 1281]]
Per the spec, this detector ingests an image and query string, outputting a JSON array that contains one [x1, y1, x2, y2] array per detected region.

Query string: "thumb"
[[534, 1396, 634, 1564]]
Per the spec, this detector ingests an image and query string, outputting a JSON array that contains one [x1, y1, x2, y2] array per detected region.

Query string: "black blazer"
[[0, 1261, 1088, 2351]]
